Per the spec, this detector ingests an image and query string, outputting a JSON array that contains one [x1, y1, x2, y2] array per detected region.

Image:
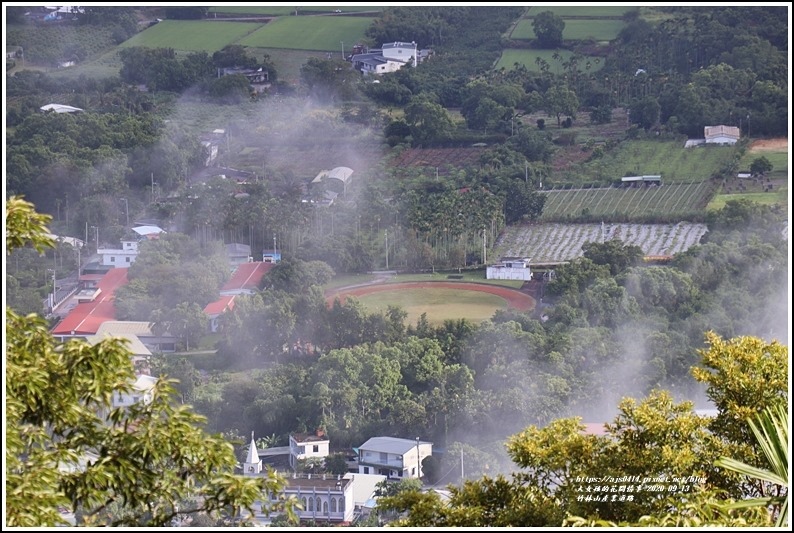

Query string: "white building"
[[357, 437, 432, 479], [98, 239, 139, 268], [351, 41, 418, 76], [112, 374, 157, 409], [289, 430, 331, 470], [487, 257, 533, 281], [704, 125, 740, 145]]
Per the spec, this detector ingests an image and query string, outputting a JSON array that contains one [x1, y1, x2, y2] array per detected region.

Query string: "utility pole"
[[461, 447, 464, 479], [273, 233, 277, 259], [120, 198, 129, 227], [340, 41, 345, 60], [415, 437, 421, 479], [482, 229, 487, 265], [385, 229, 389, 269]]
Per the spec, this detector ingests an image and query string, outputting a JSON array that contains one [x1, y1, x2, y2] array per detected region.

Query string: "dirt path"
[[325, 281, 536, 311], [749, 138, 788, 152]]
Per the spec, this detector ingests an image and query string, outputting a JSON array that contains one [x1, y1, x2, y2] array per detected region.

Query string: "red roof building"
[[220, 261, 272, 295], [51, 268, 129, 338], [203, 295, 236, 333]]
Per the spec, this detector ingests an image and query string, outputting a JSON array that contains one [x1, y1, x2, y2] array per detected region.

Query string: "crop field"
[[389, 147, 488, 172], [120, 20, 264, 52], [571, 140, 738, 182], [238, 16, 373, 51], [742, 138, 788, 181], [510, 18, 625, 41], [525, 6, 640, 18], [494, 222, 709, 262], [495, 49, 603, 72], [208, 6, 383, 16], [540, 182, 713, 220], [707, 190, 788, 210]]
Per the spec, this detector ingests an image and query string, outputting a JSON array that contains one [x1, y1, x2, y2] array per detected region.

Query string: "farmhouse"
[[351, 42, 418, 76], [311, 166, 354, 196], [487, 257, 533, 281], [704, 125, 740, 145]]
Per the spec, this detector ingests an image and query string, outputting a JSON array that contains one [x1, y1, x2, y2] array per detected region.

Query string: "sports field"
[[238, 16, 373, 51], [326, 282, 535, 325]]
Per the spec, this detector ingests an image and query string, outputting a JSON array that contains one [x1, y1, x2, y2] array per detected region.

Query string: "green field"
[[120, 20, 264, 52], [495, 49, 604, 72], [208, 6, 383, 16], [511, 18, 625, 41], [574, 140, 739, 182], [238, 16, 373, 51], [354, 288, 508, 325], [540, 182, 714, 220], [525, 6, 640, 18], [706, 189, 788, 210], [740, 149, 789, 180]]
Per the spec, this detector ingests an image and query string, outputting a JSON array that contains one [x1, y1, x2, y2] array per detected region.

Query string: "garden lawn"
[[120, 20, 264, 52], [238, 16, 373, 51], [707, 189, 788, 210]]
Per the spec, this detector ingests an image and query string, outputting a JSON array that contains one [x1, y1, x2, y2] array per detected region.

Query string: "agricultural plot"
[[120, 20, 264, 52], [525, 6, 640, 17], [511, 18, 625, 41], [495, 49, 603, 72], [540, 182, 713, 220], [573, 140, 738, 182], [390, 147, 488, 171], [494, 222, 709, 263], [208, 6, 382, 16], [238, 16, 373, 51]]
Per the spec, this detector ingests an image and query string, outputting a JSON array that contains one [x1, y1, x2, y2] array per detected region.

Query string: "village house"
[[351, 42, 420, 76], [357, 436, 432, 479], [290, 429, 331, 471]]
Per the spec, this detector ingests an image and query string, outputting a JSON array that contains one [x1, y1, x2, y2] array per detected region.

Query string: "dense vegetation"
[[5, 6, 789, 526]]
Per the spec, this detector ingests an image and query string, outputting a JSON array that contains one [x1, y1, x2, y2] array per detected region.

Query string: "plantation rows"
[[494, 222, 709, 263], [540, 182, 712, 220]]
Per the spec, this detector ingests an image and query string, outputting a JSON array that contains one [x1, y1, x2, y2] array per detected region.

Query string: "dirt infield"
[[749, 138, 788, 152], [325, 282, 536, 311]]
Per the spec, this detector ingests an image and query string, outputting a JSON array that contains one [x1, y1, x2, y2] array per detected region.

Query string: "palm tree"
[[715, 403, 789, 527]]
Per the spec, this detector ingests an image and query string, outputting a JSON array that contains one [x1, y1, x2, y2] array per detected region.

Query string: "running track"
[[325, 282, 536, 311]]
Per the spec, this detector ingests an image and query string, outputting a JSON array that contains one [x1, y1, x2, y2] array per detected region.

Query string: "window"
[[301, 497, 307, 511], [110, 256, 115, 262], [126, 257, 131, 263], [363, 466, 369, 474], [379, 452, 388, 462], [308, 497, 314, 512], [339, 497, 344, 511], [313, 445, 319, 453], [330, 497, 337, 513], [316, 498, 322, 513]]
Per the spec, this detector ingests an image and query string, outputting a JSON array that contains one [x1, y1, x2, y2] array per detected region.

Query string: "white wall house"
[[112, 374, 157, 409], [289, 430, 331, 470], [704, 125, 740, 145], [487, 257, 533, 281], [263, 473, 355, 524], [351, 41, 418, 76], [357, 437, 432, 479], [98, 240, 139, 268]]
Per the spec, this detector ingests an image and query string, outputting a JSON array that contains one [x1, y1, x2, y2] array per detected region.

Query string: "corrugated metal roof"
[[220, 261, 272, 292], [51, 268, 128, 336], [358, 437, 431, 455], [203, 295, 235, 316]]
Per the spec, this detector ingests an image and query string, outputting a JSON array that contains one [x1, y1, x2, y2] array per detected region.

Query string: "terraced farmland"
[[539, 182, 714, 220], [494, 222, 709, 263]]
